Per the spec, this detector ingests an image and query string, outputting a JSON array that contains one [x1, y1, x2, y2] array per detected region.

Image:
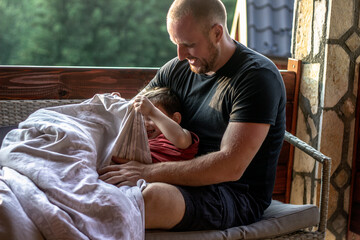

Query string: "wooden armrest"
[[284, 131, 331, 233]]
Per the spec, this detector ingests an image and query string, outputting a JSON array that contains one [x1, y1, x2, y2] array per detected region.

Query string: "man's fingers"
[[97, 160, 143, 187], [98, 165, 119, 176], [100, 172, 136, 187], [99, 171, 125, 185]]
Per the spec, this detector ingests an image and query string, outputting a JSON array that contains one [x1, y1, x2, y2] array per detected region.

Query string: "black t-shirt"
[[147, 42, 286, 207]]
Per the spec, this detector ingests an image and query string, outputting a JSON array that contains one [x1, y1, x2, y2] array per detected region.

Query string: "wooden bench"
[[0, 58, 331, 239]]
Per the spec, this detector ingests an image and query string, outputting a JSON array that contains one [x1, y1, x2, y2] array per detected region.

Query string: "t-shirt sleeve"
[[230, 68, 284, 125], [145, 57, 180, 90]]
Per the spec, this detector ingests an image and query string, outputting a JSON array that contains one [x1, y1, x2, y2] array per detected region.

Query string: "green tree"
[[0, 0, 236, 67], [0, 0, 34, 64]]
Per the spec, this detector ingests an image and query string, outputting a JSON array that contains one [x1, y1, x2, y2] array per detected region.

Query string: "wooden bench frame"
[[0, 58, 331, 239]]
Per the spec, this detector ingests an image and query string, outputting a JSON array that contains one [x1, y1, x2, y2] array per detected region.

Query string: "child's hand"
[[111, 92, 121, 97], [133, 95, 155, 117]]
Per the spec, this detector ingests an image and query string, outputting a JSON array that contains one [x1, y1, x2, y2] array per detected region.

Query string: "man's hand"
[[98, 157, 147, 187]]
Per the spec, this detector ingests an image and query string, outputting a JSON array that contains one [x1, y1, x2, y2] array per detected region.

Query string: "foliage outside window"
[[0, 0, 236, 67]]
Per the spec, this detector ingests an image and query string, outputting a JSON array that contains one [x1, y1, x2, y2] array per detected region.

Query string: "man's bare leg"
[[142, 182, 185, 229]]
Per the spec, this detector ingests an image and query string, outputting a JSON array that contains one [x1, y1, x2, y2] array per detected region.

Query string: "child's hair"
[[142, 87, 182, 116]]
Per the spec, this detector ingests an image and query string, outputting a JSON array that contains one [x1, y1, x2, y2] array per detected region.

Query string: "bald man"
[[99, 0, 286, 231]]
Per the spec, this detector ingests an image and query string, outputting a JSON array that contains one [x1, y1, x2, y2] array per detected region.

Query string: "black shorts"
[[171, 183, 265, 231]]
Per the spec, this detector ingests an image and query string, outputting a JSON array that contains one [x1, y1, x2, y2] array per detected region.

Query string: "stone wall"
[[290, 0, 360, 239]]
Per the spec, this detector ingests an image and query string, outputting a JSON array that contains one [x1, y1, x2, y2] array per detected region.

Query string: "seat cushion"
[[145, 200, 320, 240]]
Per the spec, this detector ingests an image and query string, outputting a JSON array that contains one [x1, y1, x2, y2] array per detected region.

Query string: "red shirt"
[[149, 132, 199, 163]]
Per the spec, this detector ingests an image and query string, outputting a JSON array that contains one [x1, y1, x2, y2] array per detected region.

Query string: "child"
[[133, 87, 199, 163]]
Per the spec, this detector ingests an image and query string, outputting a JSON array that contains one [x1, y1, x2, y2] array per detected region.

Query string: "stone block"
[[293, 109, 316, 172], [326, 229, 336, 240], [301, 63, 320, 114], [321, 110, 343, 175], [348, 118, 355, 167], [334, 169, 349, 189], [345, 33, 360, 53], [324, 45, 349, 108], [294, 0, 313, 58], [345, 185, 350, 214], [328, 0, 354, 39], [328, 184, 338, 219], [290, 174, 304, 205], [354, 61, 360, 96], [313, 0, 326, 56]]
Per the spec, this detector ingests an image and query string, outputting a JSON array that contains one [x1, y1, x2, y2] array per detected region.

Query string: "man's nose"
[[177, 45, 188, 61]]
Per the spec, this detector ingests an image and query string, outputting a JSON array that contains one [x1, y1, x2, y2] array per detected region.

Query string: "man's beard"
[[189, 41, 219, 74]]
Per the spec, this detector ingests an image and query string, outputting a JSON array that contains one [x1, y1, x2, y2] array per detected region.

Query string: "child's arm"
[[133, 95, 192, 149]]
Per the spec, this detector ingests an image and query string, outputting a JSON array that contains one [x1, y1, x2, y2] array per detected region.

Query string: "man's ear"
[[171, 112, 182, 124], [212, 24, 223, 42]]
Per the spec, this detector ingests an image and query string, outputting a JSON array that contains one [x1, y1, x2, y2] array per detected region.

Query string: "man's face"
[[167, 15, 219, 74]]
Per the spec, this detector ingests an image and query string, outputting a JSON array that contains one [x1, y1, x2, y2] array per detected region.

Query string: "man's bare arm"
[[99, 122, 270, 186]]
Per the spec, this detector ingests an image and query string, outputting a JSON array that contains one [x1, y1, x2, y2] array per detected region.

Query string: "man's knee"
[[142, 182, 185, 229], [142, 182, 184, 212]]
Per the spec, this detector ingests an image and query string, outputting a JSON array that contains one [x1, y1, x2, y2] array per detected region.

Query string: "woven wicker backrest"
[[0, 99, 83, 127]]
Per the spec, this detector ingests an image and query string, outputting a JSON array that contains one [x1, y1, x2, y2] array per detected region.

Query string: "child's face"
[[144, 104, 171, 139]]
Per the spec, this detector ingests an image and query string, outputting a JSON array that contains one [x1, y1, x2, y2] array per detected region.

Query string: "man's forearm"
[[145, 122, 270, 186], [144, 151, 238, 186]]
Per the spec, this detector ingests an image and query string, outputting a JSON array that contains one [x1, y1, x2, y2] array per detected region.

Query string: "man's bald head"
[[167, 0, 228, 32]]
